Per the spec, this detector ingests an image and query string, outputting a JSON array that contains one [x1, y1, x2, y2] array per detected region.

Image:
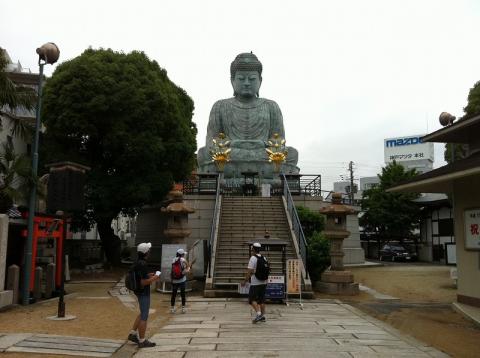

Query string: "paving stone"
[[191, 337, 337, 345], [33, 334, 124, 344], [138, 344, 216, 352], [134, 352, 184, 358], [148, 337, 190, 345], [6, 346, 112, 357], [162, 323, 220, 329], [216, 343, 376, 352], [0, 333, 32, 351], [185, 351, 352, 358], [370, 345, 432, 354], [152, 331, 219, 338], [218, 331, 356, 339], [336, 338, 411, 347], [14, 340, 118, 353], [28, 335, 123, 348]]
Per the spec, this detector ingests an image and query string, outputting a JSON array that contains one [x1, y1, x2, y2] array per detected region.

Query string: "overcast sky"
[[2, 0, 480, 190]]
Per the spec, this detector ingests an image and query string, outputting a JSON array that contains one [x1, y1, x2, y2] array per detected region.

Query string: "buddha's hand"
[[230, 140, 265, 149]]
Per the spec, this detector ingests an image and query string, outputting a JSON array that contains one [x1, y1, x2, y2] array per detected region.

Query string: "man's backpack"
[[171, 259, 184, 280], [125, 265, 141, 292], [255, 255, 270, 280]]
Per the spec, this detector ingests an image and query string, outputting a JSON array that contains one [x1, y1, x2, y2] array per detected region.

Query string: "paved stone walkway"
[[133, 298, 449, 358], [0, 333, 124, 357]]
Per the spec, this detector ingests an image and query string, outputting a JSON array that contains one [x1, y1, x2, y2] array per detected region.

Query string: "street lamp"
[[22, 43, 60, 305]]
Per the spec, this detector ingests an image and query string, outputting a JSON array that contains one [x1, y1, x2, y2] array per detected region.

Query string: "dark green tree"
[[41, 48, 197, 264], [443, 80, 480, 163], [296, 205, 329, 281], [360, 161, 420, 243], [444, 143, 468, 164], [464, 80, 480, 118]]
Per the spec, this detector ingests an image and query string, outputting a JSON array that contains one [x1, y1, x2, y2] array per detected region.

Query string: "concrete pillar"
[[7, 264, 19, 304], [45, 263, 55, 299], [34, 266, 43, 300], [0, 214, 14, 308]]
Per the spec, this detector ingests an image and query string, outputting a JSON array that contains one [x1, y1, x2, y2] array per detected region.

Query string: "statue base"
[[316, 270, 359, 295]]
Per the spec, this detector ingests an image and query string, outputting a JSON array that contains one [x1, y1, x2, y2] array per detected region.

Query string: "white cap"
[[253, 242, 261, 248], [137, 242, 152, 254], [177, 248, 186, 255]]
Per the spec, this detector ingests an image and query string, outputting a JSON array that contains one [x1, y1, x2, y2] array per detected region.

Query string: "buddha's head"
[[230, 52, 262, 99]]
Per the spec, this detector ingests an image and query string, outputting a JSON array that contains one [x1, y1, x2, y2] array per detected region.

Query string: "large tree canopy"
[[464, 80, 480, 118], [360, 162, 420, 242], [444, 80, 480, 163], [41, 48, 197, 264]]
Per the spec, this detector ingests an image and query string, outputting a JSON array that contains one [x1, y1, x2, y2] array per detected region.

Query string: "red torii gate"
[[22, 214, 65, 292]]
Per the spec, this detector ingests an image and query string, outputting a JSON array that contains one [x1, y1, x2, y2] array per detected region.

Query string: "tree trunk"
[[96, 217, 121, 266]]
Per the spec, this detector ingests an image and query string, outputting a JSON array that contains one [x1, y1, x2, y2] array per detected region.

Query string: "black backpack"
[[125, 265, 141, 292], [255, 255, 270, 280]]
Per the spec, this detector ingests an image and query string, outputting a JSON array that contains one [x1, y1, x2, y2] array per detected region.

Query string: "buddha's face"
[[232, 70, 262, 99]]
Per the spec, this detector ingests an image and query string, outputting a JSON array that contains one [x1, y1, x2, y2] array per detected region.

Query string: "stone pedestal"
[[0, 214, 14, 308], [317, 193, 359, 296], [317, 270, 359, 295]]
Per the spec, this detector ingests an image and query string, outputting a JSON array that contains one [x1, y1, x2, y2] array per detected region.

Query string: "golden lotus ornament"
[[266, 133, 288, 172], [209, 133, 231, 172]]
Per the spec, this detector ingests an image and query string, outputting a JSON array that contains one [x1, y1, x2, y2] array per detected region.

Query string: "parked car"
[[379, 244, 417, 262]]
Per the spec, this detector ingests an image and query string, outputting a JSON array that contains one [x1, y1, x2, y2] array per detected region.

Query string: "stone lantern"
[[317, 192, 359, 295], [161, 191, 195, 244]]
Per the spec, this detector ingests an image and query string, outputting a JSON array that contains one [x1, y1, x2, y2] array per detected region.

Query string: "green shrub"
[[307, 231, 330, 282], [296, 206, 330, 281]]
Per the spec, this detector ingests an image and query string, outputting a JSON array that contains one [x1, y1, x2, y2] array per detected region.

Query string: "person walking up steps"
[[242, 242, 270, 323], [128, 242, 160, 348], [170, 248, 190, 313]]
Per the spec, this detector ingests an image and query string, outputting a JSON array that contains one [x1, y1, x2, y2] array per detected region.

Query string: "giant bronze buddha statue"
[[197, 53, 299, 181]]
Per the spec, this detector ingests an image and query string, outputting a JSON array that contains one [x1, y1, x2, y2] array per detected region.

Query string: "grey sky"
[[2, 0, 480, 190]]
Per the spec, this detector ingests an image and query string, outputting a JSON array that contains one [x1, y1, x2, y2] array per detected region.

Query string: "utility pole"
[[348, 161, 354, 205]]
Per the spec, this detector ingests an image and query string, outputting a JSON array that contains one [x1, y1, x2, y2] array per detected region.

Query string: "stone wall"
[[180, 194, 365, 265], [0, 214, 13, 308]]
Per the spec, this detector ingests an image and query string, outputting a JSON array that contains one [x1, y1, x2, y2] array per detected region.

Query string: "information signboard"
[[464, 208, 480, 250], [384, 135, 434, 163], [265, 275, 285, 299], [287, 259, 301, 294], [161, 244, 187, 282]]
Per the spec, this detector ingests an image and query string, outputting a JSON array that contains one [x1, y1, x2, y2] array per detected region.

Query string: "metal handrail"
[[207, 173, 222, 278], [281, 174, 309, 279]]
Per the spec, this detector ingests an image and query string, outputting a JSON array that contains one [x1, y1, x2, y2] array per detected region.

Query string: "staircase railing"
[[207, 173, 222, 278], [281, 173, 309, 279]]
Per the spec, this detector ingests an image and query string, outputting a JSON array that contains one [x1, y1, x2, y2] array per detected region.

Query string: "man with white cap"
[[242, 242, 269, 323], [128, 242, 160, 348], [170, 248, 190, 313]]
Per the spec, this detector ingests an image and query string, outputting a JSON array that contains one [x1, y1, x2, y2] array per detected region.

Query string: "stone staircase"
[[205, 196, 309, 297]]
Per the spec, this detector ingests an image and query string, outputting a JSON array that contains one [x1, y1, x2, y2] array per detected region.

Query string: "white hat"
[[137, 242, 152, 254], [253, 242, 261, 248], [177, 248, 186, 255]]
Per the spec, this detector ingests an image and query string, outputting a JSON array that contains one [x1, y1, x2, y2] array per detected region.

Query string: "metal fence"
[[281, 174, 309, 279]]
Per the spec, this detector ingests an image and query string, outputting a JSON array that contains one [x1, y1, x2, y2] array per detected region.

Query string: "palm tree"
[[0, 48, 37, 141], [0, 141, 33, 213]]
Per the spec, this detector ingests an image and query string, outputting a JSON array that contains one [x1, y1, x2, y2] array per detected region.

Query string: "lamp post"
[[22, 43, 60, 305]]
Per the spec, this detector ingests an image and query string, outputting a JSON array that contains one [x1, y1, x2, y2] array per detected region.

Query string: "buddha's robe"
[[197, 97, 299, 177]]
